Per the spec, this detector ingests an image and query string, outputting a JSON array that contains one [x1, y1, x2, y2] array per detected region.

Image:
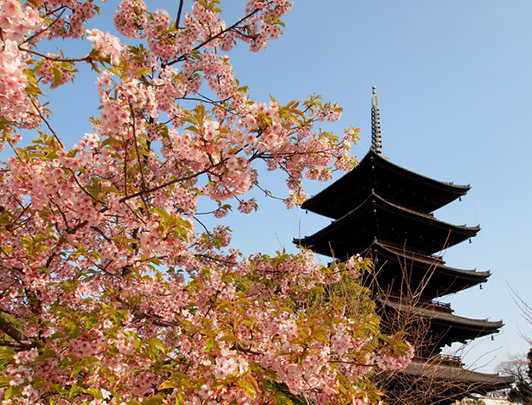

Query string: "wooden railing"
[[413, 354, 463, 368], [438, 354, 463, 367], [383, 295, 452, 313], [431, 300, 451, 309]]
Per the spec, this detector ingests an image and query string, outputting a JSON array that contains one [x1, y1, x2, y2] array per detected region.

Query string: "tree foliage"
[[0, 0, 413, 404]]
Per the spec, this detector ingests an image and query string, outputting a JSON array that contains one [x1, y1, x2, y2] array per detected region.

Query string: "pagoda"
[[296, 88, 512, 403]]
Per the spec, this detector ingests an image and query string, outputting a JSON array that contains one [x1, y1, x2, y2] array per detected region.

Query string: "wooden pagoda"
[[296, 88, 512, 403]]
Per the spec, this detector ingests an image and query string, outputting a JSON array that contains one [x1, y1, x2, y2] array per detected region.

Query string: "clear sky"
[[222, 0, 532, 373], [29, 1, 532, 374]]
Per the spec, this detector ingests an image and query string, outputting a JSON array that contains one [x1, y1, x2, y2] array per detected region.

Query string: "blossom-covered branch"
[[0, 0, 412, 404]]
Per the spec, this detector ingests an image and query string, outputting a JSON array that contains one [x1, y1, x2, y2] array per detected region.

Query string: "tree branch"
[[168, 8, 262, 66], [118, 166, 212, 204], [0, 315, 41, 349], [175, 0, 185, 29]]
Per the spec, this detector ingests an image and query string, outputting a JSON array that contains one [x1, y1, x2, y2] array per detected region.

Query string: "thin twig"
[[118, 166, 212, 204], [30, 99, 64, 148], [20, 46, 90, 64], [128, 102, 150, 213], [175, 0, 185, 29], [168, 8, 262, 65]]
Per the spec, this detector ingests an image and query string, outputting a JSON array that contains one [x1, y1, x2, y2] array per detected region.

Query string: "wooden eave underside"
[[368, 241, 490, 298], [296, 192, 479, 259], [382, 300, 503, 343], [403, 360, 513, 386], [301, 150, 470, 219], [385, 360, 514, 403]]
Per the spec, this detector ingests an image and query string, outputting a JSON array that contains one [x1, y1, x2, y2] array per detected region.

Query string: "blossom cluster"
[[0, 0, 41, 130]]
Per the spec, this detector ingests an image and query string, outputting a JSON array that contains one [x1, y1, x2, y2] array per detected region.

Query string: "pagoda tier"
[[381, 298, 503, 354], [404, 359, 513, 389], [301, 150, 470, 219], [365, 241, 490, 299], [296, 192, 479, 259], [383, 359, 514, 404]]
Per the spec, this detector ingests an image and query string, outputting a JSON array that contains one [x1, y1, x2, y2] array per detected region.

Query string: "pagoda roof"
[[368, 241, 490, 298], [302, 150, 470, 219], [404, 359, 513, 386], [296, 192, 479, 258], [382, 299, 503, 346], [386, 359, 514, 403]]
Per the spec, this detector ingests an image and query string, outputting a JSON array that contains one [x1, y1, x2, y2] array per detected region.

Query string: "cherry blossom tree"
[[0, 0, 413, 404]]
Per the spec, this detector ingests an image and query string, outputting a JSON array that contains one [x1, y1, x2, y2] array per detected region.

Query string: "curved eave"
[[295, 194, 375, 258], [375, 191, 480, 253], [376, 241, 490, 281], [388, 360, 513, 403], [371, 241, 490, 297], [383, 300, 503, 340], [296, 192, 479, 258], [301, 152, 374, 218], [302, 150, 470, 219], [404, 360, 513, 387], [370, 150, 470, 195]]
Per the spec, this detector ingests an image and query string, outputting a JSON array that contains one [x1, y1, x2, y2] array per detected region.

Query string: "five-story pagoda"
[[296, 88, 512, 404]]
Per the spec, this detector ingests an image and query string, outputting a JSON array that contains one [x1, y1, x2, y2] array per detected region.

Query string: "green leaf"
[[142, 395, 165, 405], [102, 186, 118, 193], [218, 335, 238, 342], [32, 377, 45, 390], [101, 137, 121, 147], [133, 67, 150, 77], [4, 386, 14, 400], [70, 363, 83, 378], [0, 376, 11, 388], [67, 384, 81, 399], [273, 391, 293, 405], [83, 355, 101, 365], [84, 387, 103, 400], [239, 374, 258, 399], [53, 68, 63, 87], [159, 380, 180, 390]]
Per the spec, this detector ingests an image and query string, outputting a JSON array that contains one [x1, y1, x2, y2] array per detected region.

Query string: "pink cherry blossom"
[[0, 2, 411, 404]]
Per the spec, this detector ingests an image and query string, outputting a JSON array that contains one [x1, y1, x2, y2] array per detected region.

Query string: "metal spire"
[[371, 86, 382, 154]]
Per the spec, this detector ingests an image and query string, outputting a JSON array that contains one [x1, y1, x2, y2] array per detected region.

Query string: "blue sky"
[[30, 1, 532, 373], [222, 1, 532, 372]]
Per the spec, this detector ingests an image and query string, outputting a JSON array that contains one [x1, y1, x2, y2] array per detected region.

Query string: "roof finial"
[[371, 86, 382, 155]]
